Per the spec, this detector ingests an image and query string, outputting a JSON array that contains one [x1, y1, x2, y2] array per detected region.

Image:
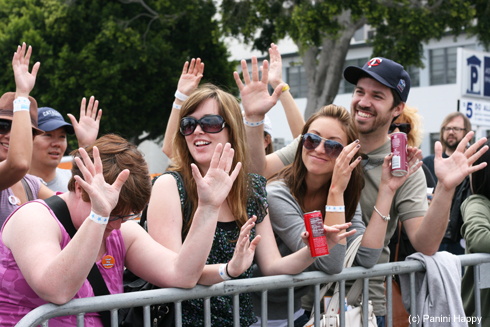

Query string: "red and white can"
[[304, 211, 329, 257], [391, 132, 408, 176]]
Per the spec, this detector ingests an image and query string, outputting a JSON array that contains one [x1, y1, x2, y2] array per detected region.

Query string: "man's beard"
[[443, 137, 460, 152]]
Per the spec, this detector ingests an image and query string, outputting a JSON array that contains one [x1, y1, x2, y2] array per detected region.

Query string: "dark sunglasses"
[[388, 123, 411, 134], [180, 115, 226, 136], [301, 133, 344, 159], [109, 213, 141, 222], [0, 120, 12, 135]]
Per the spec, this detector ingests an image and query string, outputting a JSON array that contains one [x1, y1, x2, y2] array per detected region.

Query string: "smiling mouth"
[[194, 141, 211, 147], [1, 142, 9, 149], [357, 110, 374, 118]]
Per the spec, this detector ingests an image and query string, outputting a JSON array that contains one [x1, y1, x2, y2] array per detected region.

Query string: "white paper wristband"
[[13, 97, 30, 112], [243, 118, 264, 127], [174, 90, 189, 102], [173, 102, 182, 110], [219, 264, 231, 281], [325, 205, 345, 212], [89, 210, 109, 225]]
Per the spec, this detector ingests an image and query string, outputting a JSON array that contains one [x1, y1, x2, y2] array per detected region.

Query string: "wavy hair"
[[393, 105, 423, 147], [170, 83, 249, 234], [270, 105, 363, 222], [68, 134, 152, 215]]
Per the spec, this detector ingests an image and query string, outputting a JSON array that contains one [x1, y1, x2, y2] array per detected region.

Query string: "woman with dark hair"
[[147, 58, 354, 326], [460, 139, 490, 327], [0, 134, 239, 326], [251, 103, 425, 326]]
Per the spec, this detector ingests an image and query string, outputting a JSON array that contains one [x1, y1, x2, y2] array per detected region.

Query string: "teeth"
[[195, 141, 210, 146], [357, 111, 373, 118], [1, 143, 8, 149]]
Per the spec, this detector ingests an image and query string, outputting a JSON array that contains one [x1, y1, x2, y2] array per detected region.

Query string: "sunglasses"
[[0, 120, 12, 135], [301, 133, 344, 159], [180, 115, 226, 136], [109, 213, 141, 222], [388, 123, 411, 134]]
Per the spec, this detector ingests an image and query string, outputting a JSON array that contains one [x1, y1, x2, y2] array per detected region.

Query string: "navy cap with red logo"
[[343, 57, 411, 102]]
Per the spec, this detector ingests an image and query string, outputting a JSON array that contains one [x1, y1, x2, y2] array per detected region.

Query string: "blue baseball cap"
[[37, 107, 75, 134], [343, 57, 411, 102]]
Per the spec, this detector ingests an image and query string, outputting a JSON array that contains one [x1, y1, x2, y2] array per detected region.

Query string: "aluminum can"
[[391, 132, 408, 176], [303, 210, 329, 257]]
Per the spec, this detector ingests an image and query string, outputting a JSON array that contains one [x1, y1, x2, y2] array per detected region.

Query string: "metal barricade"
[[15, 253, 490, 327]]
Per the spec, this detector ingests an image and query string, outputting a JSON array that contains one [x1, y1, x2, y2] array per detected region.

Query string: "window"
[[339, 58, 369, 94], [430, 47, 458, 85], [429, 132, 440, 155], [286, 66, 308, 98], [406, 65, 420, 87]]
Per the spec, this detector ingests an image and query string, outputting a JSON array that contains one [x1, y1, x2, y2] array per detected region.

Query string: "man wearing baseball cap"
[[28, 96, 102, 192], [248, 57, 488, 326]]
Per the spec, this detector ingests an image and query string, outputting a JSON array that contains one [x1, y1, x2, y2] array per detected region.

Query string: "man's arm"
[[404, 132, 488, 255]]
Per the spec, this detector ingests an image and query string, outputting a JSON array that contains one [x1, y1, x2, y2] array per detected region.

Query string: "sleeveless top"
[[0, 199, 126, 327], [0, 174, 41, 227], [164, 172, 268, 327]]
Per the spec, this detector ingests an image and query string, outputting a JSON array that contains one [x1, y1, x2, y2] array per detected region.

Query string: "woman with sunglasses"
[[0, 43, 53, 227], [147, 62, 354, 326], [0, 134, 241, 326]]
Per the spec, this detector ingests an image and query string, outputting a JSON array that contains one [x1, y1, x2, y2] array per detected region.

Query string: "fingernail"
[[356, 144, 360, 148], [355, 139, 359, 143]]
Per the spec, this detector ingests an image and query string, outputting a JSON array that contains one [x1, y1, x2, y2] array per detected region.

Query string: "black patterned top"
[[165, 172, 268, 327]]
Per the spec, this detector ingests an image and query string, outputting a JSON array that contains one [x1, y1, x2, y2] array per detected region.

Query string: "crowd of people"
[[0, 41, 488, 327]]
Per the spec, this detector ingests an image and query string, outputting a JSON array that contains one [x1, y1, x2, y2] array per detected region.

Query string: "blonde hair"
[[394, 105, 423, 147], [170, 83, 249, 233]]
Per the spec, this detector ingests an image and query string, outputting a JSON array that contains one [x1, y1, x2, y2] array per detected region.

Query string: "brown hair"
[[170, 83, 249, 233], [393, 105, 423, 147], [264, 132, 274, 155], [270, 105, 363, 222], [68, 134, 151, 215], [440, 112, 472, 152]]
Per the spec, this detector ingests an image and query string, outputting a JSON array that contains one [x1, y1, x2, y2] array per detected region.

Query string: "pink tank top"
[[0, 199, 126, 327]]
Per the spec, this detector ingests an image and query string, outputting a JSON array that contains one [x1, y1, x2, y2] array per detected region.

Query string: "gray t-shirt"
[[45, 168, 72, 193], [272, 138, 428, 316], [252, 180, 382, 320]]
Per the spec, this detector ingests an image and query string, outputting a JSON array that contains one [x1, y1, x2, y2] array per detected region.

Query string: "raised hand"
[[226, 216, 262, 278], [192, 143, 241, 208], [330, 140, 361, 193], [12, 43, 40, 97], [73, 146, 129, 217], [234, 57, 284, 119], [268, 43, 284, 89], [379, 146, 423, 195], [68, 96, 102, 148], [178, 58, 204, 96], [435, 131, 488, 190]]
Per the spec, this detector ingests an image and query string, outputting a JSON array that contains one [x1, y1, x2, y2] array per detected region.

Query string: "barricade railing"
[[15, 253, 490, 327]]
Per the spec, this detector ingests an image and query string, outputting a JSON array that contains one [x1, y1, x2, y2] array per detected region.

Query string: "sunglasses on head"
[[301, 133, 344, 159], [180, 115, 226, 136], [388, 123, 411, 134], [0, 120, 12, 135]]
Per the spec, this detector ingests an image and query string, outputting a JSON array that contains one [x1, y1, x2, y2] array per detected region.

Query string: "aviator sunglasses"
[[180, 115, 227, 136], [301, 133, 344, 159], [0, 120, 12, 135], [388, 123, 411, 134]]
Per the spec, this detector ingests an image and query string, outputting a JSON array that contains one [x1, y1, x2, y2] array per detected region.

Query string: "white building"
[[231, 32, 490, 157]]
